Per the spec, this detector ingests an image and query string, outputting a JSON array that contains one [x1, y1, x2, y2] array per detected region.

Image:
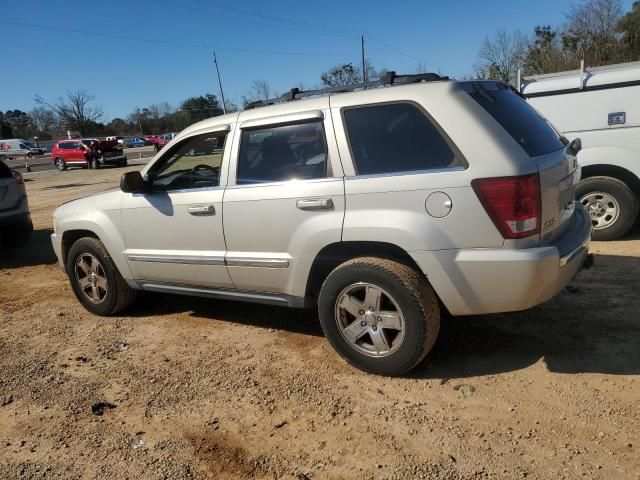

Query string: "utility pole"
[[213, 51, 227, 114], [361, 34, 367, 89], [136, 108, 143, 135]]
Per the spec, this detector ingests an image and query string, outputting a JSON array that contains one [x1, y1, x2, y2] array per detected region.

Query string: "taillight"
[[12, 170, 24, 185], [472, 174, 541, 239]]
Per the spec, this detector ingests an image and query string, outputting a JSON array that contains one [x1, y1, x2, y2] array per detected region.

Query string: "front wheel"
[[66, 237, 137, 315], [318, 257, 440, 376], [577, 176, 638, 241], [54, 157, 66, 171]]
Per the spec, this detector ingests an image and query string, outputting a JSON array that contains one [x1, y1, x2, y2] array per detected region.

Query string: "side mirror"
[[120, 171, 147, 193], [567, 137, 582, 156]]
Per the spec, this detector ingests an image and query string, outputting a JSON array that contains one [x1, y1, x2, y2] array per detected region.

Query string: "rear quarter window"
[[462, 81, 565, 157], [342, 102, 465, 176]]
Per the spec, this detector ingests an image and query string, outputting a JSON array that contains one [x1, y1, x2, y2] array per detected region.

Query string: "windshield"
[[462, 81, 565, 157]]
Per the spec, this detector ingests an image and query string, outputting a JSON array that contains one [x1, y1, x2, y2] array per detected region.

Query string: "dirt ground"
[[1, 165, 639, 480]]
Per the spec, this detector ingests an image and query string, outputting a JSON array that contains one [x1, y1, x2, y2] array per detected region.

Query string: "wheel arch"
[[61, 229, 99, 266], [580, 164, 640, 200], [304, 241, 425, 302]]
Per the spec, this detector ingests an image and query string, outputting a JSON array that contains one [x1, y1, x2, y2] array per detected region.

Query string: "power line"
[[154, 0, 359, 40], [0, 20, 339, 57]]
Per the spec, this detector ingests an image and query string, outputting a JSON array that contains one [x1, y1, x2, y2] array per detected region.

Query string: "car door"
[[65, 142, 84, 164], [222, 98, 345, 298], [121, 124, 234, 289]]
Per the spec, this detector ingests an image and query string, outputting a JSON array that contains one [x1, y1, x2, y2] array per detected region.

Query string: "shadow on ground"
[[3, 228, 638, 378], [412, 254, 640, 378], [128, 254, 639, 378], [130, 293, 324, 338], [0, 229, 56, 269]]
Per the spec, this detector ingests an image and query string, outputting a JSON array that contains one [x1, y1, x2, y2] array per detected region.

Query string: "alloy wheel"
[[75, 253, 108, 304], [335, 282, 405, 358]]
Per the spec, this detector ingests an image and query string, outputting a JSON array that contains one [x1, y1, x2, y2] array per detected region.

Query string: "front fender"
[[57, 210, 133, 280]]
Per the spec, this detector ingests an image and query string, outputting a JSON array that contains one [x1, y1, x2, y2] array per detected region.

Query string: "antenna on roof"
[[213, 51, 227, 114]]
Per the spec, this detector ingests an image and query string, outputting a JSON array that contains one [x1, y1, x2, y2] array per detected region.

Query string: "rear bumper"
[[410, 206, 592, 316]]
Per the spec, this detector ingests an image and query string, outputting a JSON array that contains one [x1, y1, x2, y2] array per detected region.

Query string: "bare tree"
[[241, 80, 277, 107], [29, 107, 58, 134], [562, 0, 624, 64], [476, 30, 529, 84], [35, 90, 103, 135]]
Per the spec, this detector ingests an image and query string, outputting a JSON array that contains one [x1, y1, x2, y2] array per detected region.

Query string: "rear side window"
[[237, 121, 328, 185], [343, 103, 464, 176], [463, 82, 565, 157]]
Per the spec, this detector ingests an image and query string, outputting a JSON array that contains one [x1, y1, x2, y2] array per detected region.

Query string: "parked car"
[[0, 139, 43, 159], [0, 159, 33, 246], [51, 73, 592, 376], [106, 136, 126, 147], [51, 139, 127, 170], [144, 135, 158, 145], [127, 137, 146, 148], [522, 61, 640, 240], [154, 132, 176, 152]]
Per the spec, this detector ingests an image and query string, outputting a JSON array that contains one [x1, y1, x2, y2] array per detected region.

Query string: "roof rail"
[[244, 71, 449, 110]]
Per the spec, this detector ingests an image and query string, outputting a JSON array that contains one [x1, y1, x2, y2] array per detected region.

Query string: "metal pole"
[[213, 51, 227, 114], [137, 108, 143, 135], [361, 34, 367, 90]]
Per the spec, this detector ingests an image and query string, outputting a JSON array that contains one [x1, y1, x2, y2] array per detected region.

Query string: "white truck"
[[0, 139, 45, 160], [522, 61, 640, 240]]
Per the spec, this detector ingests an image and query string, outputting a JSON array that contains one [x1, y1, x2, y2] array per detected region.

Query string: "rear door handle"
[[296, 198, 334, 211], [188, 204, 216, 216]]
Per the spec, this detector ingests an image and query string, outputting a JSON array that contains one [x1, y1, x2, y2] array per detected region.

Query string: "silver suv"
[[51, 73, 591, 375]]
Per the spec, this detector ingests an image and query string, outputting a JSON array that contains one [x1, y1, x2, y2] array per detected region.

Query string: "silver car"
[[51, 73, 592, 375], [0, 160, 33, 246]]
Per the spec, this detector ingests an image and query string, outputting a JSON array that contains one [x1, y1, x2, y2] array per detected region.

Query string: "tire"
[[577, 176, 638, 241], [55, 157, 66, 171], [120, 158, 128, 167], [66, 237, 137, 316], [318, 257, 440, 376]]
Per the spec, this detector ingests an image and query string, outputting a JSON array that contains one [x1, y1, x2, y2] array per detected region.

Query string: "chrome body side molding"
[[139, 281, 308, 308]]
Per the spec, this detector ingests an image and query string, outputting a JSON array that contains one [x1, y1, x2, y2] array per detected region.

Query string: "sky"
[[1, 0, 635, 121]]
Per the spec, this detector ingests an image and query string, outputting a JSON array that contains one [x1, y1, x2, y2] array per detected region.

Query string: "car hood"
[[54, 187, 122, 216]]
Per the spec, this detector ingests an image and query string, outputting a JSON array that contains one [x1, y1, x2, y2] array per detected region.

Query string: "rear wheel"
[[55, 157, 66, 171], [577, 176, 638, 241], [66, 237, 137, 315], [318, 257, 440, 376]]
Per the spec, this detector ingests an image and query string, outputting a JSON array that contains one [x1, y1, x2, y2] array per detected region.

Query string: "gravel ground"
[[0, 166, 639, 479]]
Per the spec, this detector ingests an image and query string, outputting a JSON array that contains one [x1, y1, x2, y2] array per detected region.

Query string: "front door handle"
[[296, 198, 334, 211], [188, 204, 216, 216]]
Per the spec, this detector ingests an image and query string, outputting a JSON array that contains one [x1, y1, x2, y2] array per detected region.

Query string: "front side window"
[[148, 133, 226, 191], [237, 121, 328, 185], [343, 103, 464, 176]]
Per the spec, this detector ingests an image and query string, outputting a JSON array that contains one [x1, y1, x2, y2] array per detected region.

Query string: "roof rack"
[[244, 71, 449, 109]]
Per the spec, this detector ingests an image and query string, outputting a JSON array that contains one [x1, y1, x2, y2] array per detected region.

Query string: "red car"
[[143, 135, 158, 145], [51, 139, 128, 171], [154, 132, 176, 152]]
